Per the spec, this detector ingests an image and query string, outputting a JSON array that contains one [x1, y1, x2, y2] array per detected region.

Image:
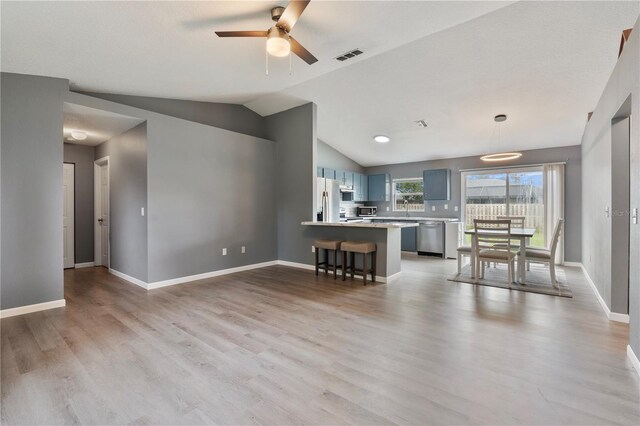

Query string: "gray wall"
[[65, 91, 278, 284], [265, 103, 318, 264], [318, 139, 364, 173], [364, 145, 582, 262], [1, 73, 68, 309], [96, 123, 149, 282], [145, 115, 277, 283], [63, 143, 95, 264], [78, 92, 267, 139], [581, 16, 640, 355]]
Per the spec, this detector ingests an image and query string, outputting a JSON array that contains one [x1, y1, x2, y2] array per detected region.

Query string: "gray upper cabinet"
[[423, 169, 451, 201], [368, 173, 390, 202]]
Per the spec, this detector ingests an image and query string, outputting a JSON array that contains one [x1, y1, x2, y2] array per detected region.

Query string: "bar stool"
[[314, 239, 342, 279], [341, 241, 377, 285]]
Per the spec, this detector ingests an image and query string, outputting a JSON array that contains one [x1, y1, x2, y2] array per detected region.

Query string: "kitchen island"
[[301, 221, 418, 282]]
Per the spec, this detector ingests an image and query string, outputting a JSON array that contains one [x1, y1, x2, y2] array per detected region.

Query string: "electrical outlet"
[[222, 248, 227, 256], [386, 206, 390, 211], [431, 206, 436, 212], [454, 206, 459, 212], [444, 204, 448, 210], [241, 246, 246, 254]]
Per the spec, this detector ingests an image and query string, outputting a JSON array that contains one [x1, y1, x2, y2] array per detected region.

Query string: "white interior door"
[[95, 158, 109, 267], [63, 163, 75, 269]]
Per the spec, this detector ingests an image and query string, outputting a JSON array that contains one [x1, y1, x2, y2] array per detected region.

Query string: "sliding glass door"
[[462, 166, 545, 247]]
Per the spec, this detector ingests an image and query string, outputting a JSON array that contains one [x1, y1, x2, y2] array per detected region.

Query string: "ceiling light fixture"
[[266, 26, 290, 57], [374, 135, 390, 143], [480, 115, 521, 162], [70, 131, 87, 141]]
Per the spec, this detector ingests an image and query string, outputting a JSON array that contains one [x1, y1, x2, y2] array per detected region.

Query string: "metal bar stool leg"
[[362, 253, 367, 286]]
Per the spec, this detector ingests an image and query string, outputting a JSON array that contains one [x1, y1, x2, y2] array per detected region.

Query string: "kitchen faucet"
[[404, 199, 410, 217]]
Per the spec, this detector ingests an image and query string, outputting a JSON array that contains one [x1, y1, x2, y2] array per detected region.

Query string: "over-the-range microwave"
[[357, 206, 377, 217]]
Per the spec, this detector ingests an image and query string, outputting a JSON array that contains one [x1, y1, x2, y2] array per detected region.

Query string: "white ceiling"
[[2, 1, 639, 165], [63, 103, 145, 146]]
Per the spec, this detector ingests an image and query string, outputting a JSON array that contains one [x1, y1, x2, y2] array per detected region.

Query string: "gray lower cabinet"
[[368, 173, 390, 202], [401, 226, 417, 252]]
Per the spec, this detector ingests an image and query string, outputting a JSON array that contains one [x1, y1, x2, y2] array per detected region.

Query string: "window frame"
[[392, 177, 425, 212]]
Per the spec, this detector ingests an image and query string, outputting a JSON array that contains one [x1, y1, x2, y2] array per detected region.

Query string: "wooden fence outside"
[[465, 203, 544, 230]]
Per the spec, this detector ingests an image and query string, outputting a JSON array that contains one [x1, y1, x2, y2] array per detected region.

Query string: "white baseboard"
[[0, 299, 66, 319], [109, 269, 149, 290], [628, 345, 640, 377], [74, 262, 95, 268], [275, 260, 398, 283], [580, 263, 630, 323], [562, 261, 582, 267], [147, 261, 278, 289]]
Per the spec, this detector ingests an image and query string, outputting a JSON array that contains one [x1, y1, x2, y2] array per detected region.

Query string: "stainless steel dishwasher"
[[417, 221, 445, 257]]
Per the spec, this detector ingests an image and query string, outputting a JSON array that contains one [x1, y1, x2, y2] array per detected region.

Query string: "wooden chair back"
[[497, 216, 525, 229], [549, 218, 564, 259], [473, 219, 513, 253]]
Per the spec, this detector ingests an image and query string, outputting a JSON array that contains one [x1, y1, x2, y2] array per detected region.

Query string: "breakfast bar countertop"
[[301, 221, 419, 229]]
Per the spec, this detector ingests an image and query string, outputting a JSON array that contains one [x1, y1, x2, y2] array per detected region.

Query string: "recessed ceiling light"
[[374, 135, 390, 143], [71, 131, 87, 141]]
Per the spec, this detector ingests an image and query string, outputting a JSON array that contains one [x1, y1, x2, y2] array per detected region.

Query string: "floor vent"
[[335, 49, 363, 62]]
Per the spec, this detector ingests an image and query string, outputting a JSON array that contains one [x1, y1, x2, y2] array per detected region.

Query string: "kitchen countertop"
[[361, 216, 460, 222], [301, 221, 419, 229]]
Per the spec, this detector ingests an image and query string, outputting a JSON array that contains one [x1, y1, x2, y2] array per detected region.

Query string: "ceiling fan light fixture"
[[374, 135, 390, 143], [266, 26, 290, 57], [70, 131, 87, 141]]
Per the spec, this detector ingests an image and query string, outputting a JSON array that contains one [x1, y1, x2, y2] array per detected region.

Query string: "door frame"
[[94, 156, 110, 269], [63, 162, 76, 269]]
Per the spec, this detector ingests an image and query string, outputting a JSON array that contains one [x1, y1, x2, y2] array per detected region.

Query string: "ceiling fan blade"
[[215, 31, 267, 37], [290, 37, 317, 65], [276, 0, 310, 32]]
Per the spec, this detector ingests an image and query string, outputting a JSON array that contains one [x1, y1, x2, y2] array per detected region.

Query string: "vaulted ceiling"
[[2, 1, 638, 165]]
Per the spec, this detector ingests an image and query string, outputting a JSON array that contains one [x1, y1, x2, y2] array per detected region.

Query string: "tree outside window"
[[393, 178, 424, 211]]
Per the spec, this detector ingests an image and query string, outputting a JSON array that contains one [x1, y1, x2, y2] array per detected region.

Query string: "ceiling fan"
[[215, 0, 318, 65]]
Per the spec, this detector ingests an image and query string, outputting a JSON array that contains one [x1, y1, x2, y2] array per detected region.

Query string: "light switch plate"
[[222, 248, 227, 256], [431, 206, 436, 212], [444, 204, 448, 210], [454, 206, 459, 212], [241, 246, 246, 254], [312, 246, 315, 253], [141, 207, 145, 216], [386, 206, 390, 211]]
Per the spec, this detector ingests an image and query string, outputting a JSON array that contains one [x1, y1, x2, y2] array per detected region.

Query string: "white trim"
[[0, 299, 66, 319], [276, 260, 399, 283], [111, 260, 401, 291], [562, 261, 582, 267], [74, 262, 95, 268], [275, 260, 315, 271], [110, 268, 148, 289], [580, 263, 630, 323], [628, 345, 640, 377], [94, 156, 110, 268], [147, 261, 278, 289]]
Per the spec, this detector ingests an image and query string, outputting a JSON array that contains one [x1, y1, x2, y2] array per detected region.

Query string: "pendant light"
[[480, 114, 522, 162]]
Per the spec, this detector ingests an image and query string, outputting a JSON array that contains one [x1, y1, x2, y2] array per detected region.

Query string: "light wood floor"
[[2, 257, 639, 425]]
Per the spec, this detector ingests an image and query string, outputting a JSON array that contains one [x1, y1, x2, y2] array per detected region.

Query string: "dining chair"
[[524, 218, 563, 288], [474, 219, 517, 285], [494, 216, 527, 269]]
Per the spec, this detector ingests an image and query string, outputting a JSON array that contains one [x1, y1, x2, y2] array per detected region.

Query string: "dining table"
[[464, 227, 537, 283]]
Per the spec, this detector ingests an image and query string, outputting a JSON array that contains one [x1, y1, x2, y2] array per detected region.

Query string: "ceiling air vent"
[[335, 49, 363, 62]]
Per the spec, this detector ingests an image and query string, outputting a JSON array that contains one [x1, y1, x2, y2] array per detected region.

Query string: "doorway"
[[63, 163, 75, 269], [611, 101, 631, 316], [94, 156, 110, 268]]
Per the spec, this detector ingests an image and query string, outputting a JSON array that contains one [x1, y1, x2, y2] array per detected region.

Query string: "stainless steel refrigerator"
[[317, 177, 340, 223]]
